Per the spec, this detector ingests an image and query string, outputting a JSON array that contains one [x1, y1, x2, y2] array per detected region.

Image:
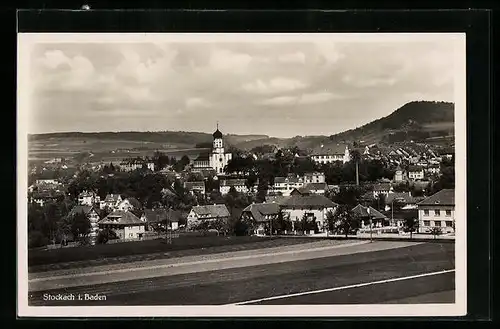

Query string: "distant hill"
[[328, 101, 454, 145]]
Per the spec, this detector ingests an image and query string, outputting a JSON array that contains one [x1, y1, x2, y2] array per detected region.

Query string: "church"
[[192, 124, 233, 176]]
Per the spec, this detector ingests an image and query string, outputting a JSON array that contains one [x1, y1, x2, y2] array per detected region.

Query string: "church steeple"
[[213, 122, 223, 139]]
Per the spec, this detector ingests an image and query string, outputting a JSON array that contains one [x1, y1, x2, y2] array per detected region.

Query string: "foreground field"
[[28, 236, 317, 272], [29, 242, 455, 306]]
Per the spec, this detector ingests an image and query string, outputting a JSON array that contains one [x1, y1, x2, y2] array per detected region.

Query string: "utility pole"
[[367, 206, 373, 243]]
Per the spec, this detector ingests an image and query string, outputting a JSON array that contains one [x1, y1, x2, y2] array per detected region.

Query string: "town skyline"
[[22, 34, 458, 138]]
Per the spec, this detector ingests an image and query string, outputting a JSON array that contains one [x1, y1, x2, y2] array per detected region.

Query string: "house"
[[67, 205, 101, 243], [351, 204, 389, 230], [120, 158, 155, 172], [187, 204, 231, 230], [273, 175, 305, 196], [29, 190, 65, 207], [220, 179, 248, 195], [240, 202, 281, 236], [393, 167, 407, 182], [417, 189, 455, 234], [303, 182, 329, 195], [100, 194, 122, 210], [184, 181, 206, 195], [117, 197, 142, 212], [78, 190, 100, 206], [372, 183, 393, 198], [303, 172, 326, 184], [98, 210, 146, 240], [407, 165, 425, 180], [310, 144, 350, 165], [280, 190, 338, 233], [141, 208, 182, 231], [424, 164, 441, 176], [385, 192, 419, 210]]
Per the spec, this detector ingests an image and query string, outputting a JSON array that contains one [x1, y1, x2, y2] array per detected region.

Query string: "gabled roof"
[[99, 210, 143, 225], [281, 194, 337, 208], [122, 197, 142, 209], [311, 144, 348, 155], [386, 192, 416, 204], [304, 182, 328, 191], [68, 205, 97, 218], [408, 165, 424, 172], [191, 204, 230, 218], [142, 208, 182, 223], [351, 204, 387, 220], [242, 203, 280, 222], [265, 195, 289, 205], [104, 194, 121, 202], [185, 181, 205, 189], [221, 179, 247, 186], [373, 183, 392, 191], [417, 189, 455, 206]]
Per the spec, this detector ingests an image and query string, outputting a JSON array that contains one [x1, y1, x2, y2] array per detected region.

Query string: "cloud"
[[297, 92, 343, 104], [242, 77, 308, 94], [257, 96, 297, 106], [342, 75, 397, 88], [208, 49, 252, 72], [185, 97, 212, 108], [278, 52, 306, 64]]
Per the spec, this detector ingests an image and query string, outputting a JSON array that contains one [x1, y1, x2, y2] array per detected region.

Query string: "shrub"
[[28, 230, 48, 249], [96, 228, 119, 244]]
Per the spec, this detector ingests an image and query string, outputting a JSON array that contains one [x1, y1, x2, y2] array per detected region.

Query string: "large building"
[[417, 189, 455, 234], [310, 144, 351, 165], [193, 124, 233, 175]]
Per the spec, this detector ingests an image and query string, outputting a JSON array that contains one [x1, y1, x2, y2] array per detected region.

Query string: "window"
[[446, 210, 452, 217], [423, 209, 429, 216], [434, 209, 440, 216], [423, 220, 430, 226], [434, 221, 441, 227], [446, 221, 453, 227]]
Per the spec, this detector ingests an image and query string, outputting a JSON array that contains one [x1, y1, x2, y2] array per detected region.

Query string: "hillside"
[[329, 101, 454, 145]]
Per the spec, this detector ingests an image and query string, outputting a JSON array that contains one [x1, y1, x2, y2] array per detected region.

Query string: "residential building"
[[385, 192, 421, 210], [280, 190, 338, 233], [273, 175, 305, 196], [220, 179, 248, 195], [303, 182, 329, 195], [67, 205, 101, 244], [184, 181, 206, 195], [351, 204, 389, 230], [120, 158, 155, 172], [408, 165, 425, 180], [141, 208, 182, 231], [98, 210, 146, 240], [193, 124, 232, 176], [417, 189, 455, 234], [240, 202, 281, 236], [100, 194, 123, 210], [303, 172, 326, 184], [187, 204, 231, 229], [424, 164, 441, 176], [393, 167, 407, 182], [117, 197, 142, 212], [310, 144, 351, 165], [372, 183, 393, 198], [78, 190, 100, 206]]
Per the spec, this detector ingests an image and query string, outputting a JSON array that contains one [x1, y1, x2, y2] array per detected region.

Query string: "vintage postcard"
[[17, 33, 466, 317]]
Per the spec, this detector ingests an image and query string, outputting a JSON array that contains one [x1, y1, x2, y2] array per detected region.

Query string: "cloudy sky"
[[26, 35, 458, 138]]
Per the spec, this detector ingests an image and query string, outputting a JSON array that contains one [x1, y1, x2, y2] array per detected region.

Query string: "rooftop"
[[351, 204, 387, 220], [191, 204, 230, 218], [242, 203, 280, 223], [281, 194, 337, 208], [418, 189, 455, 206], [99, 210, 143, 226]]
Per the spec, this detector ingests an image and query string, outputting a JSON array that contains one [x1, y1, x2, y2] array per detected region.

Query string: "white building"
[[408, 166, 425, 180], [220, 179, 248, 195], [78, 190, 100, 206], [120, 159, 155, 172], [417, 189, 455, 234], [310, 144, 350, 165], [273, 175, 305, 196], [303, 172, 326, 184], [187, 204, 230, 230], [193, 124, 232, 176]]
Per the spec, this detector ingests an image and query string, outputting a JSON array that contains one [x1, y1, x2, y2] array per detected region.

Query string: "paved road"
[[29, 242, 454, 306]]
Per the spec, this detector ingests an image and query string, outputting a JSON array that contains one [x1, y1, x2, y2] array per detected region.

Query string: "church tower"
[[209, 122, 232, 175]]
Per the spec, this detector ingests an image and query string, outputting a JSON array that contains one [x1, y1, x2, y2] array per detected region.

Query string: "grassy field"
[[28, 235, 317, 271]]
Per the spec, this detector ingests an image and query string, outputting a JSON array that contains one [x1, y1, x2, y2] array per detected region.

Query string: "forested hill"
[[329, 101, 455, 145]]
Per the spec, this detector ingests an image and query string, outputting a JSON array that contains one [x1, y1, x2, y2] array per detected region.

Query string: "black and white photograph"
[[17, 33, 466, 317]]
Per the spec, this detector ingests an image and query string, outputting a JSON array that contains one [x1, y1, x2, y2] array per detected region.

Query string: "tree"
[[96, 228, 119, 244], [350, 150, 362, 186], [329, 205, 360, 237], [430, 227, 443, 239], [70, 211, 91, 245], [403, 217, 419, 239], [256, 177, 269, 203]]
